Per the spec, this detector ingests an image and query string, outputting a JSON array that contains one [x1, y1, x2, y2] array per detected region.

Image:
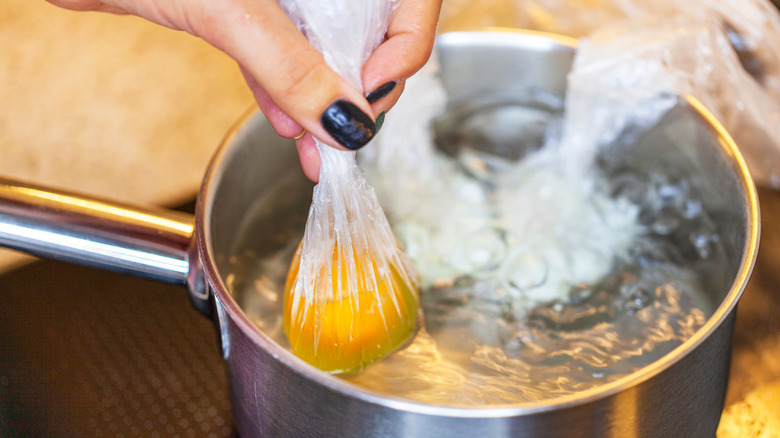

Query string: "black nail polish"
[[321, 99, 377, 150], [376, 111, 386, 133], [366, 81, 397, 104]]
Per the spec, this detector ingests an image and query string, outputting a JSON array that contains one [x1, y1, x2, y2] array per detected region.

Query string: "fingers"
[[245, 63, 317, 181], [295, 133, 321, 183], [196, 0, 379, 152], [362, 0, 442, 115], [239, 65, 303, 138]]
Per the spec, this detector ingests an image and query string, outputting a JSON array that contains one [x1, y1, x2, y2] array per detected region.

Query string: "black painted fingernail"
[[321, 99, 376, 150], [366, 81, 397, 104], [376, 111, 386, 133]]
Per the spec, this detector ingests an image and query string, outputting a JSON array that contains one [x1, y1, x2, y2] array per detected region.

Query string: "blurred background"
[[1, 0, 780, 436]]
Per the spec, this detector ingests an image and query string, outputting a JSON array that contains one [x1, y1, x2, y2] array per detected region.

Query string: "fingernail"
[[321, 99, 376, 150], [376, 111, 386, 133], [366, 81, 397, 104]]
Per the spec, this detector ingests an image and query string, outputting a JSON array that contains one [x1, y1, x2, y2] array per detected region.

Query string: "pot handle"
[[0, 177, 198, 285]]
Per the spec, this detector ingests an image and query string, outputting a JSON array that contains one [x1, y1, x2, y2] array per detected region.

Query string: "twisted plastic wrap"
[[278, 0, 419, 374]]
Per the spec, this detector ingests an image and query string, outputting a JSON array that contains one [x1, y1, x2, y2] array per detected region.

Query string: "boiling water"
[[227, 146, 724, 406]]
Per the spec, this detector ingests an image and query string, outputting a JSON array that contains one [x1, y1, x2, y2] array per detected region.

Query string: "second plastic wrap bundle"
[[441, 0, 780, 188]]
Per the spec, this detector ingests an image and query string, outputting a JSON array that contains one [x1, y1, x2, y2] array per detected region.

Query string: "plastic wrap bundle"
[[279, 0, 419, 374], [440, 0, 780, 188]]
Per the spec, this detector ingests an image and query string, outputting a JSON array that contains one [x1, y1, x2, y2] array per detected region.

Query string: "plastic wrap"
[[441, 0, 780, 188], [279, 0, 418, 374], [358, 60, 447, 221]]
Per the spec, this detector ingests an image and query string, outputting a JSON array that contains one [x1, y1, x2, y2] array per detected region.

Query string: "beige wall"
[[0, 1, 255, 271]]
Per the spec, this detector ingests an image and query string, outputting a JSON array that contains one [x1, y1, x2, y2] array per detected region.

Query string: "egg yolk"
[[283, 241, 418, 374]]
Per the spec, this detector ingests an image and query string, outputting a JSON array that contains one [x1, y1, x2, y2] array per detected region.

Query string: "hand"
[[47, 0, 443, 182]]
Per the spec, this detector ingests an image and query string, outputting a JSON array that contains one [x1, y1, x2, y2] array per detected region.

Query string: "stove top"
[[0, 260, 234, 437]]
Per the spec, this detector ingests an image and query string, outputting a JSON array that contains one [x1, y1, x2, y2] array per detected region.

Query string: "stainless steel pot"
[[0, 30, 760, 437]]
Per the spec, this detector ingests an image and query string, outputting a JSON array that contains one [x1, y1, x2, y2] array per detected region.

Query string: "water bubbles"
[[504, 334, 525, 355], [610, 172, 648, 203], [650, 180, 689, 234], [620, 283, 653, 314], [689, 224, 720, 260], [501, 248, 550, 299], [650, 206, 682, 235], [656, 179, 688, 205], [462, 227, 507, 272], [630, 175, 688, 235], [608, 164, 728, 290], [682, 198, 703, 219], [567, 284, 593, 305], [627, 244, 661, 269]]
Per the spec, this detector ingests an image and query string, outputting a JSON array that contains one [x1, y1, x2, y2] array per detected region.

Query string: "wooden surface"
[[718, 187, 780, 437], [0, 1, 255, 271]]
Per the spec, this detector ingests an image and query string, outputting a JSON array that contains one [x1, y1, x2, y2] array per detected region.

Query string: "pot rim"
[[196, 29, 760, 418]]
